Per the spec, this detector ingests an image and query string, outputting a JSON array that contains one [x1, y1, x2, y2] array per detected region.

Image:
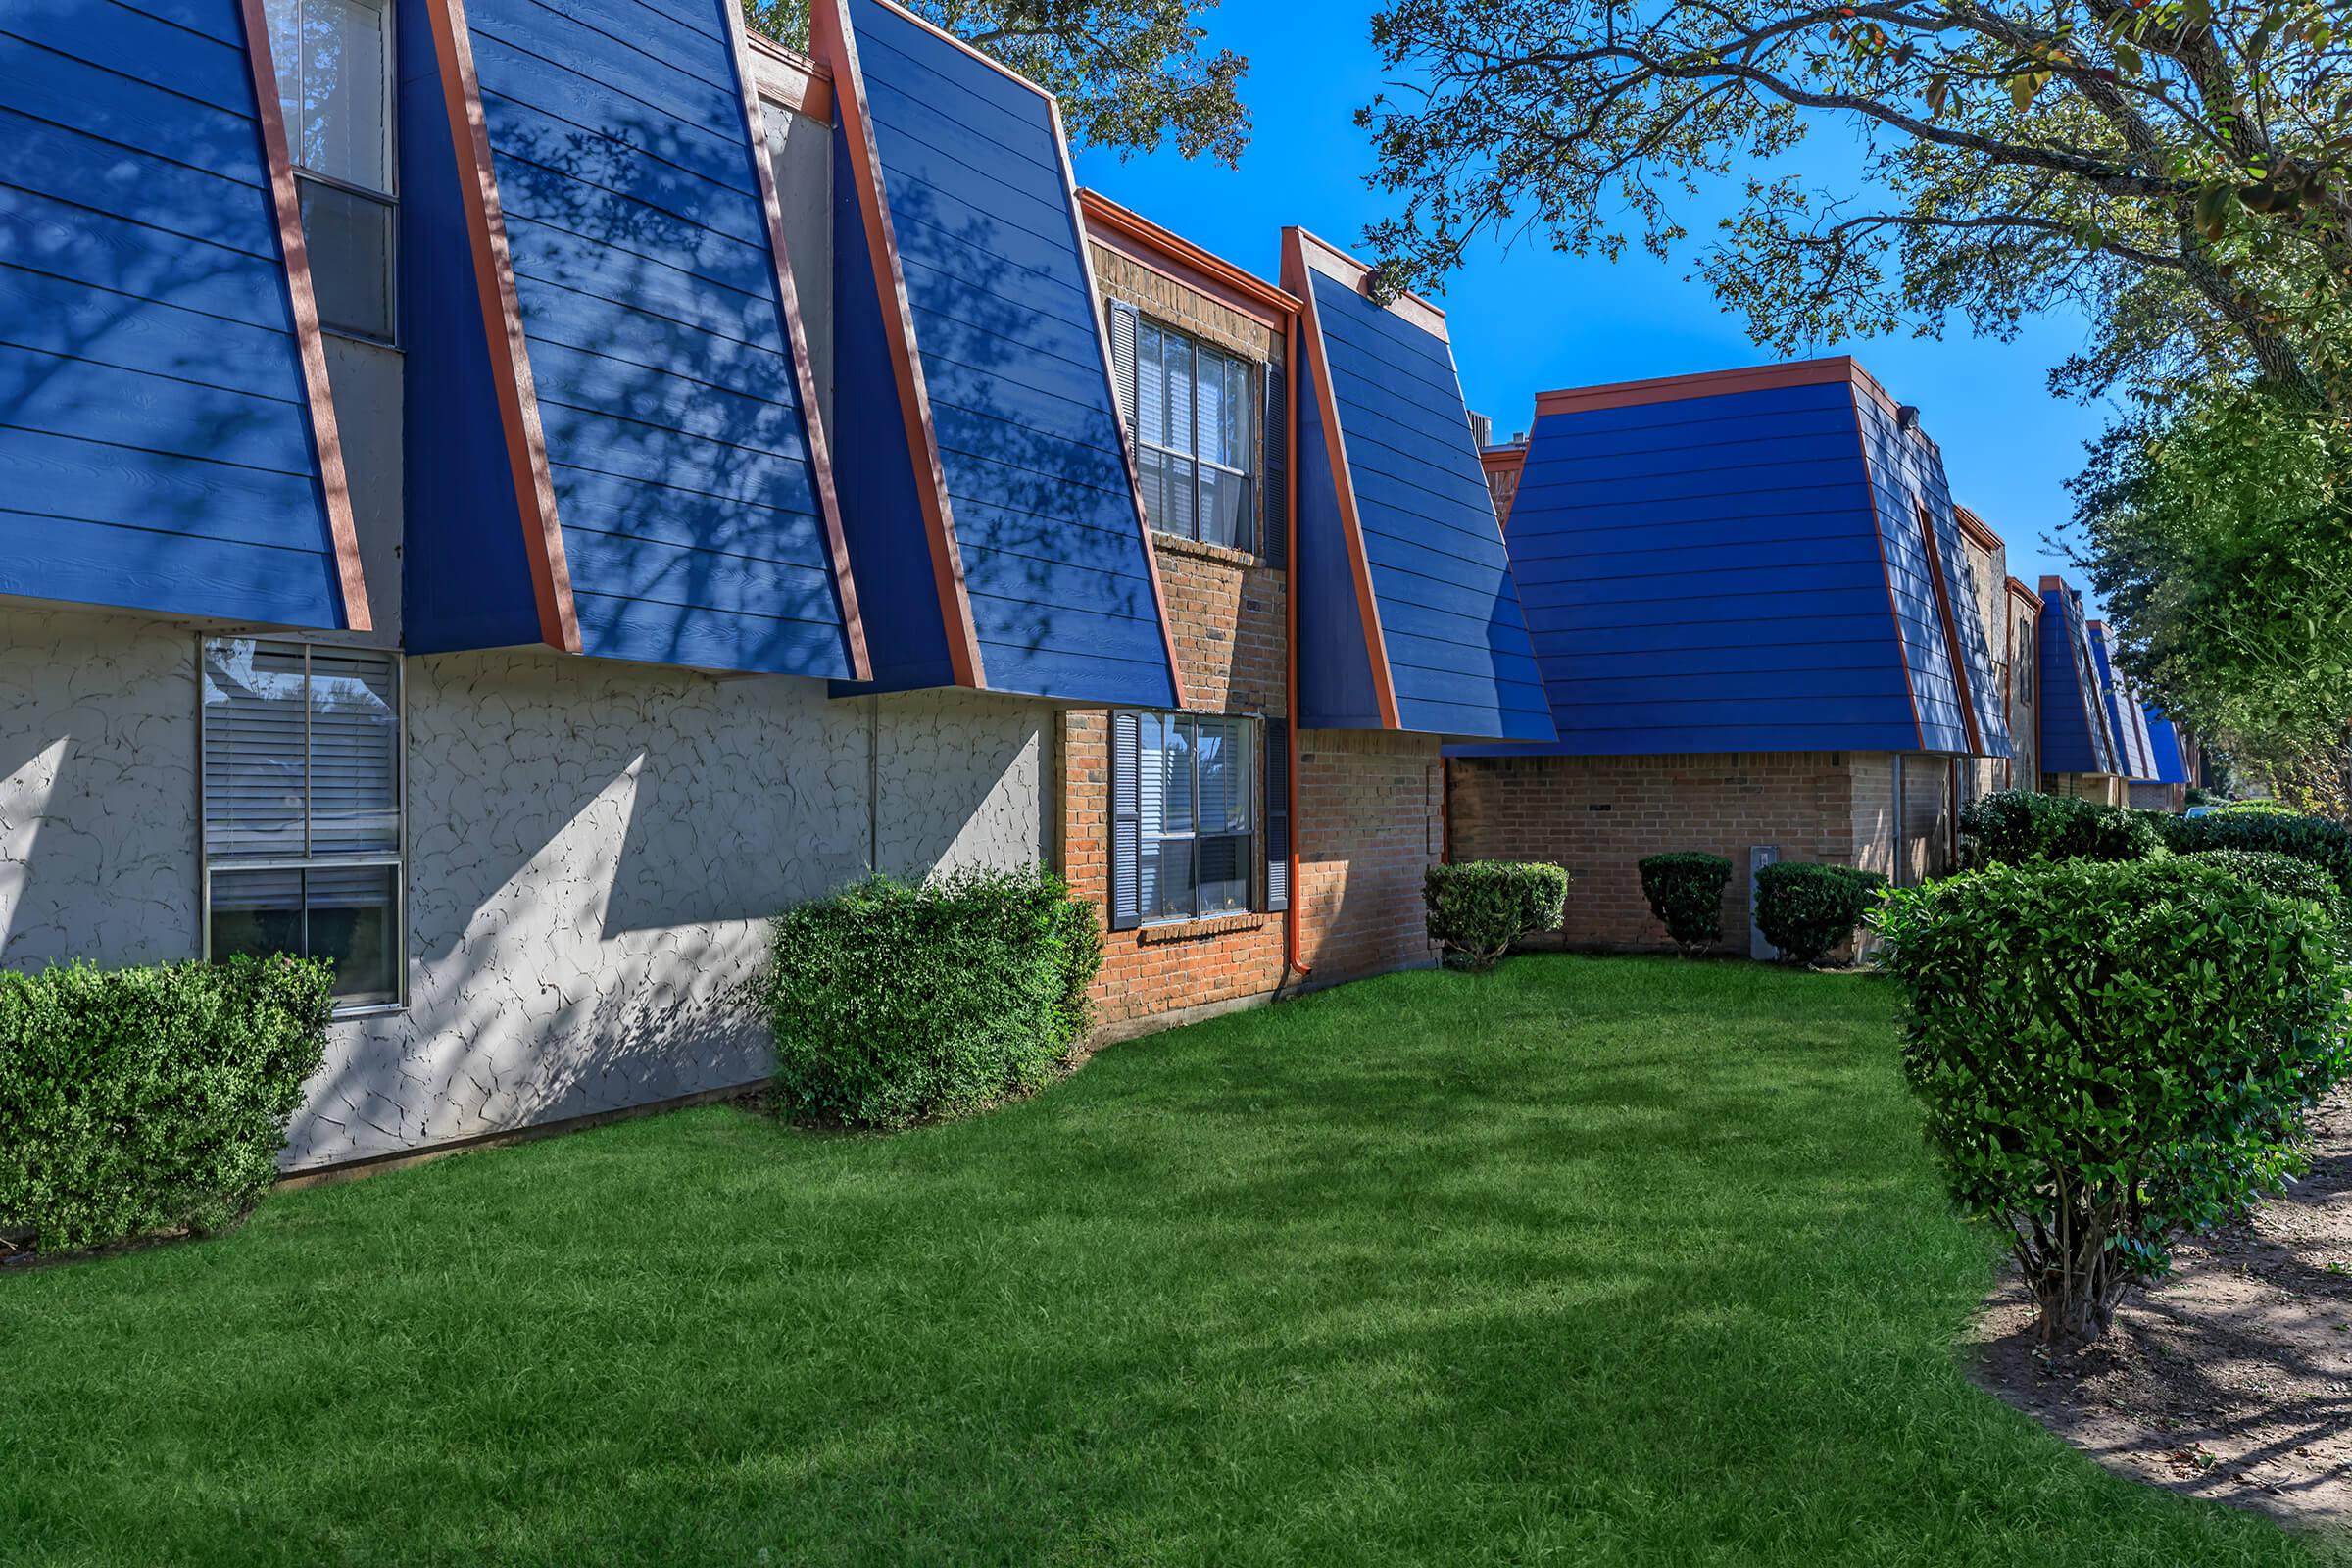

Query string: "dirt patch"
[[1970, 1091, 2352, 1535]]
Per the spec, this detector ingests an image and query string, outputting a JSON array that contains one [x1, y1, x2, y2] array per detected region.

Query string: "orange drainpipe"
[[1285, 309, 1308, 981]]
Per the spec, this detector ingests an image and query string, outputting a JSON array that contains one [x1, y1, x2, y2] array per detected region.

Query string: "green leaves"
[[1639, 852, 1734, 956], [764, 867, 1102, 1129], [1878, 858, 2350, 1342], [0, 957, 333, 1253], [1754, 862, 1885, 965], [1423, 860, 1570, 971]]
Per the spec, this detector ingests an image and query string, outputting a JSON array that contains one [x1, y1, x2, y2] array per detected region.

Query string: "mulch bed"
[[1970, 1090, 2352, 1533]]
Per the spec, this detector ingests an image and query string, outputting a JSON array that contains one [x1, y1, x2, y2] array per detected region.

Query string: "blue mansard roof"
[[396, 0, 863, 677], [1285, 230, 1552, 742], [1452, 358, 2009, 760], [0, 0, 368, 630], [815, 0, 1179, 707], [2039, 577, 2122, 776]]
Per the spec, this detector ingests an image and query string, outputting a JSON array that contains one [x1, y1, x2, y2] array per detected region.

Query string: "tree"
[[746, 0, 1250, 166], [2073, 381, 2352, 807], [1357, 2, 2352, 409]]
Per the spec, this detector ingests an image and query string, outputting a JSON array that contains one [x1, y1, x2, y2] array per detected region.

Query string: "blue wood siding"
[[2088, 622, 2158, 779], [2038, 583, 2119, 775], [832, 0, 1176, 707], [395, 0, 542, 654], [0, 0, 352, 627], [1854, 396, 2011, 758], [1297, 273, 1550, 740], [2144, 706, 2188, 785], [403, 0, 858, 675], [1454, 380, 1938, 759], [1296, 348, 1383, 729]]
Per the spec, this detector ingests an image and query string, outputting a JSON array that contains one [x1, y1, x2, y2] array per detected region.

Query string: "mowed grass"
[[0, 956, 2313, 1566]]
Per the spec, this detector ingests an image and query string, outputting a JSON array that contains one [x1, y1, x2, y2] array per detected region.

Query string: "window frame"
[[1131, 709, 1261, 927], [271, 0, 401, 346], [197, 637, 408, 1018], [1133, 319, 1255, 554]]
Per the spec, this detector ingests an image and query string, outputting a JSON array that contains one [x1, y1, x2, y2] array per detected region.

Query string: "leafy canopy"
[[1358, 2, 2352, 408], [2073, 381, 2352, 802], [746, 0, 1250, 165]]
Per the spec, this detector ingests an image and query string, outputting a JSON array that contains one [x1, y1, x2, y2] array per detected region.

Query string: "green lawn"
[[0, 956, 2315, 1565]]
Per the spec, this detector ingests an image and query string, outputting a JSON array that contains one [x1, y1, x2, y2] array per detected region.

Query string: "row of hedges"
[[1962, 787, 2352, 901], [1634, 853, 1885, 964]]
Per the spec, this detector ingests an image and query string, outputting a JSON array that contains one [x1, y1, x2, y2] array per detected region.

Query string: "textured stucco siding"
[[0, 610, 199, 969], [0, 610, 1056, 1170]]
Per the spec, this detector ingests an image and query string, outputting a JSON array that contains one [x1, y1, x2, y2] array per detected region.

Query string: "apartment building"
[[0, 0, 1548, 1161]]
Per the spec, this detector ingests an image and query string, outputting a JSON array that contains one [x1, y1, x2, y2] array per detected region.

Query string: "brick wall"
[[1298, 729, 1443, 981], [1447, 752, 1861, 953]]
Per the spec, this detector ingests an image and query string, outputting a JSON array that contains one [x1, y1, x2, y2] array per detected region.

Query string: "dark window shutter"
[[1107, 300, 1140, 449], [1262, 717, 1290, 912], [1110, 710, 1142, 931], [1261, 357, 1288, 567]]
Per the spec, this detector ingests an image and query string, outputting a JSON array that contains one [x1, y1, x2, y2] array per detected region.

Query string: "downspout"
[[1284, 307, 1308, 982]]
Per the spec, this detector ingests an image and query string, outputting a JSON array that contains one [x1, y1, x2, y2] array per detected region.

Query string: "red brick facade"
[[1064, 204, 1443, 1037], [1447, 750, 1955, 955]]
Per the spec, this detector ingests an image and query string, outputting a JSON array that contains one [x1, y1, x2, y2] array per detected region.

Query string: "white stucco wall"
[[0, 609, 1058, 1170]]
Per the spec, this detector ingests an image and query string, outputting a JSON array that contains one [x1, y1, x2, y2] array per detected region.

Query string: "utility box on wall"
[[1749, 845, 1781, 960]]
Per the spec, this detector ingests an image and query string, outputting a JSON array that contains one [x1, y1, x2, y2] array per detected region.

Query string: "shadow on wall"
[[288, 650, 870, 1167], [287, 657, 1058, 1168], [0, 613, 200, 971]]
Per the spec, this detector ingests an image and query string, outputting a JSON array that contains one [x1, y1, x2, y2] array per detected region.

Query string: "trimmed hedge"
[[1, 956, 332, 1254], [765, 867, 1102, 1130], [1754, 862, 1885, 965], [1424, 860, 1569, 972], [2170, 808, 2352, 900], [1877, 859, 2349, 1344], [1638, 853, 1732, 956], [2184, 848, 2345, 928], [1959, 788, 2165, 866]]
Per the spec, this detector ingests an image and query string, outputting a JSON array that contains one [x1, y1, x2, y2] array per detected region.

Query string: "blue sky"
[[1066, 0, 2114, 605]]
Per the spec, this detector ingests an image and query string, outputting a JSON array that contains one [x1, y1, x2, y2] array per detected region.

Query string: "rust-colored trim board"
[[424, 0, 579, 652], [722, 0, 870, 681], [811, 0, 983, 687], [1284, 225, 1400, 731], [1075, 188, 1299, 324], [239, 0, 373, 633], [1287, 224, 1447, 342], [1535, 355, 1909, 423]]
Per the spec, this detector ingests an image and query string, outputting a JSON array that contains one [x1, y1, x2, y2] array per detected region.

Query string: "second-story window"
[[269, 0, 397, 342], [1134, 322, 1254, 553]]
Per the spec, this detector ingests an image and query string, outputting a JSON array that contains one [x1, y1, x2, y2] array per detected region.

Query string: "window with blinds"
[[1109, 309, 1255, 553], [1130, 711, 1255, 923], [201, 639, 403, 1008]]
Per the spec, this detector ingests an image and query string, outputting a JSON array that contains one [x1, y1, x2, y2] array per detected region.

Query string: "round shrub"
[[764, 867, 1102, 1129], [1753, 861, 1885, 965], [1877, 859, 2349, 1344], [1958, 788, 2165, 866], [1638, 853, 1732, 956], [1, 956, 333, 1254], [1423, 860, 1569, 972]]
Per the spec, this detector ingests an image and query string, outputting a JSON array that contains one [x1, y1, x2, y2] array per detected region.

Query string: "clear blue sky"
[[1066, 0, 2113, 606]]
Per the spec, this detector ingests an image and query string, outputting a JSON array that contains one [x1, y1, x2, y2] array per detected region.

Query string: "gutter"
[[1285, 309, 1308, 982]]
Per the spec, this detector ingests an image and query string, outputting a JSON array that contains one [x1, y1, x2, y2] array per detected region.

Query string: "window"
[[2015, 615, 2035, 703], [268, 0, 396, 341], [1106, 711, 1257, 924], [1134, 322, 1253, 551], [201, 639, 403, 1010]]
